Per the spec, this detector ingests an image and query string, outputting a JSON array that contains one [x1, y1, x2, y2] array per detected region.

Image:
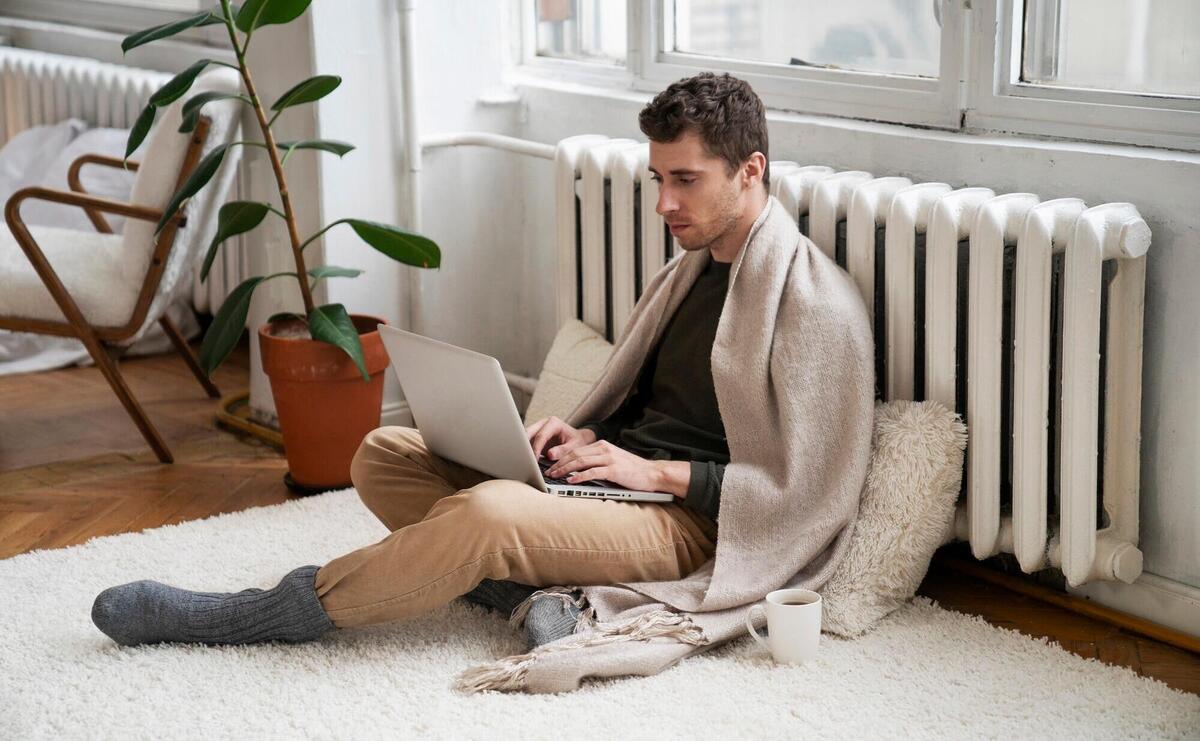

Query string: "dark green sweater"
[[581, 256, 731, 529]]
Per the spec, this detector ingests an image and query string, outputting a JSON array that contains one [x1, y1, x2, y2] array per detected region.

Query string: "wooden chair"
[[0, 117, 218, 463]]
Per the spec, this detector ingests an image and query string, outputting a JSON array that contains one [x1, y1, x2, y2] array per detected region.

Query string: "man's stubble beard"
[[680, 186, 742, 255]]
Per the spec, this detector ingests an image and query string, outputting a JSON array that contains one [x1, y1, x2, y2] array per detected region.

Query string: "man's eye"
[[679, 179, 694, 185]]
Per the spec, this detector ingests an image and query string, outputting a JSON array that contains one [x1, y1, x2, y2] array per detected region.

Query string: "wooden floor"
[[2, 340, 1197, 697]]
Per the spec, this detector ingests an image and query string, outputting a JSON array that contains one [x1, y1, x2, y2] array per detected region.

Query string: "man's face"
[[648, 129, 754, 255]]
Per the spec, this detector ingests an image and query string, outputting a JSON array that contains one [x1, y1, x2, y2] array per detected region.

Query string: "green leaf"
[[200, 201, 271, 282], [347, 219, 441, 268], [307, 265, 364, 280], [308, 303, 369, 381], [275, 139, 355, 157], [235, 0, 313, 32], [149, 59, 214, 107], [156, 143, 229, 234], [121, 10, 215, 53], [199, 276, 264, 376], [125, 104, 157, 160], [180, 91, 245, 133], [267, 311, 305, 325], [271, 75, 341, 111]]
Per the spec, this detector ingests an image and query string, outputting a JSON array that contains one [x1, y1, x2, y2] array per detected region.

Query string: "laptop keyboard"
[[537, 456, 617, 488]]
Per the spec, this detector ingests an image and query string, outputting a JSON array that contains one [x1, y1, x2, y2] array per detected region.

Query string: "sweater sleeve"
[[682, 460, 725, 524]]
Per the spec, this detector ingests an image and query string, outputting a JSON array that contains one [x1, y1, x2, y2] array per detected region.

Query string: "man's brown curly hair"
[[638, 72, 769, 192]]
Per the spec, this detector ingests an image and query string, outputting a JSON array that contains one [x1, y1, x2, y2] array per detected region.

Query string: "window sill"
[[508, 64, 1200, 159]]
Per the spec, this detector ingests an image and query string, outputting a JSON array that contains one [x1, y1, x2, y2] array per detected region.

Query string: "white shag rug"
[[2, 489, 1197, 740]]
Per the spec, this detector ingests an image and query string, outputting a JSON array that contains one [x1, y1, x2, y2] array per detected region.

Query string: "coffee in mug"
[[744, 588, 822, 664]]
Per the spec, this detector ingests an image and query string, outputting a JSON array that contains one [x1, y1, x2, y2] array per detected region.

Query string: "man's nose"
[[655, 185, 677, 216]]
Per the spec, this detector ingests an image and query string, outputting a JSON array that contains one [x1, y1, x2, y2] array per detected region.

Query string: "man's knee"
[[350, 426, 424, 496], [451, 481, 528, 534]]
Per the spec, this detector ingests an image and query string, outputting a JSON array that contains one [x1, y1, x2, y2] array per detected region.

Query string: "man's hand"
[[544, 439, 684, 496], [526, 416, 598, 461]]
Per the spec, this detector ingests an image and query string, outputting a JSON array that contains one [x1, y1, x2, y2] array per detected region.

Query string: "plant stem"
[[219, 0, 316, 316]]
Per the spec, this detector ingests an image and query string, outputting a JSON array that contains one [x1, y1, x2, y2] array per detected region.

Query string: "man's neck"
[[709, 192, 769, 263]]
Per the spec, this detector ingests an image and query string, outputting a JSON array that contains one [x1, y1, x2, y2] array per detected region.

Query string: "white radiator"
[[555, 136, 1150, 589], [0, 46, 246, 315]]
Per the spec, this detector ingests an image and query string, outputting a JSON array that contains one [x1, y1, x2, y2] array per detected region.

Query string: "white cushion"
[[0, 119, 86, 207], [819, 399, 968, 637], [0, 224, 138, 326], [123, 68, 244, 329], [23, 128, 137, 234], [523, 318, 614, 425], [0, 69, 243, 334]]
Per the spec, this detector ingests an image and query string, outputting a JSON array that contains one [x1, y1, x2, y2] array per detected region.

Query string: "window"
[[1021, 0, 1200, 97], [77, 0, 205, 10], [969, 0, 1199, 150], [517, 0, 1199, 151], [535, 0, 627, 66], [672, 0, 942, 79], [632, 0, 967, 128], [0, 0, 225, 46]]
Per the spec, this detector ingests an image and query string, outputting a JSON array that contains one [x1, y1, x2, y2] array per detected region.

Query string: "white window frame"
[[966, 0, 1200, 151], [514, 0, 1200, 152], [516, 0, 636, 90], [630, 0, 967, 128], [0, 0, 228, 47], [514, 0, 970, 129]]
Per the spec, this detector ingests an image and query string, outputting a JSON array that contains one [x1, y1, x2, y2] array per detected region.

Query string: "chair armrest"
[[1, 186, 184, 339], [5, 186, 170, 227], [66, 154, 142, 234]]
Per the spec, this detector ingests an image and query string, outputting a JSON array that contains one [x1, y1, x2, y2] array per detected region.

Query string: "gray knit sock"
[[91, 565, 335, 647], [461, 578, 539, 616], [524, 592, 582, 651]]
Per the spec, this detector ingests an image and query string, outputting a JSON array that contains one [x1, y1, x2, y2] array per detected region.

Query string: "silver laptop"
[[378, 324, 674, 503]]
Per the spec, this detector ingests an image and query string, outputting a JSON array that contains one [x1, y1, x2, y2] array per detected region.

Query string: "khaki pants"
[[314, 426, 719, 628]]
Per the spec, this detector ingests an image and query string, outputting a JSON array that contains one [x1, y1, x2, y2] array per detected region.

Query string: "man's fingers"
[[568, 465, 609, 483], [547, 450, 604, 477], [525, 417, 547, 442], [531, 420, 562, 459]]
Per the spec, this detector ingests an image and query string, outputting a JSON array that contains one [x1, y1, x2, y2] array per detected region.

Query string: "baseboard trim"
[[381, 400, 414, 428], [934, 554, 1200, 654], [1065, 571, 1200, 645]]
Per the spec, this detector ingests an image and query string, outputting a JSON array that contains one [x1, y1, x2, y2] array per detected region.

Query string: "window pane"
[[76, 0, 206, 10], [535, 0, 626, 65], [1022, 0, 1200, 97], [671, 0, 942, 78]]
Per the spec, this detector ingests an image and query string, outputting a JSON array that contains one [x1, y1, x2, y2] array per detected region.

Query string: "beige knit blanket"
[[456, 195, 876, 694]]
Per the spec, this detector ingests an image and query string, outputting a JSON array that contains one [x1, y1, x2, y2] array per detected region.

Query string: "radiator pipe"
[[398, 0, 421, 332], [422, 132, 555, 160]]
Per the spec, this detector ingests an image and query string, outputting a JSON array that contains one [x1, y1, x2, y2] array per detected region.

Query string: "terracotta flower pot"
[[259, 314, 390, 491]]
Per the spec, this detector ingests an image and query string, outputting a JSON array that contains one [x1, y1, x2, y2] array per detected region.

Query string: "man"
[[91, 71, 772, 651]]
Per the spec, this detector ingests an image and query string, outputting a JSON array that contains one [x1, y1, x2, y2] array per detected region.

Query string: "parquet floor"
[[1, 339, 1196, 697]]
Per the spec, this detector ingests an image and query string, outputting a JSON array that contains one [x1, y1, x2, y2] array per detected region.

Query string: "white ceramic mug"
[[744, 588, 822, 664]]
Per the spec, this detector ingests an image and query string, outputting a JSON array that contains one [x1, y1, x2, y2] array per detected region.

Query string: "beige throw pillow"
[[819, 399, 968, 637], [523, 319, 614, 426]]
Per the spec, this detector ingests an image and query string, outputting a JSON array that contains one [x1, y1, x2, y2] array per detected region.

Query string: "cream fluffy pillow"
[[523, 319, 614, 426], [819, 399, 968, 637]]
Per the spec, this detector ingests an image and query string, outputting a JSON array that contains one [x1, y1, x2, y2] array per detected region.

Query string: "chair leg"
[[159, 315, 221, 399], [81, 335, 174, 464]]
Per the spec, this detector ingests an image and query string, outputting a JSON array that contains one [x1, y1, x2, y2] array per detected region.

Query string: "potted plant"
[[121, 0, 440, 492]]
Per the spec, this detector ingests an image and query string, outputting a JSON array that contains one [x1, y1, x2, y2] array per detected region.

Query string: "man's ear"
[[743, 152, 767, 188]]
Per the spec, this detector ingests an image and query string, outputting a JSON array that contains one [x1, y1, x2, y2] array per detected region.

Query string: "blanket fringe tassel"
[[456, 588, 707, 694]]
